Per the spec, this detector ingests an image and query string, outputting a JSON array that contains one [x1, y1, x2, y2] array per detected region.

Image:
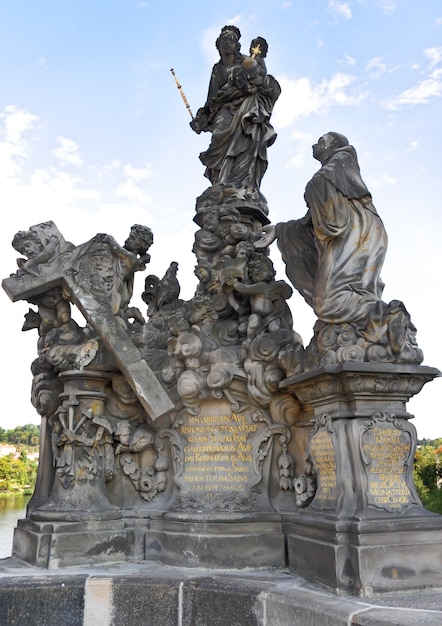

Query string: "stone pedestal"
[[144, 395, 293, 569], [145, 511, 286, 568], [12, 518, 127, 568], [280, 363, 442, 595], [32, 370, 118, 520]]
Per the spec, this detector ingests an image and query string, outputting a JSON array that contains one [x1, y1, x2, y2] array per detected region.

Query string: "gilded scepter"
[[170, 68, 194, 120]]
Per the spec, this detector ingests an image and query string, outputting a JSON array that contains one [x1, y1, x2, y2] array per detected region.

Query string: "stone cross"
[[2, 224, 174, 421]]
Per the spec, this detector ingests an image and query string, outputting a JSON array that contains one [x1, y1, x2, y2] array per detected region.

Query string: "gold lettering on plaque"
[[361, 423, 412, 511], [309, 428, 338, 507], [178, 413, 258, 495]]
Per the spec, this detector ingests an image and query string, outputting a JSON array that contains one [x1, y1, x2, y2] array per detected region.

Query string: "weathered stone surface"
[[2, 208, 305, 570], [1, 27, 441, 606], [255, 133, 423, 370], [0, 563, 442, 626], [0, 575, 87, 626], [3, 230, 174, 421], [283, 363, 442, 594], [146, 513, 286, 568], [190, 27, 280, 223], [181, 578, 264, 626], [111, 577, 180, 625], [13, 518, 127, 568]]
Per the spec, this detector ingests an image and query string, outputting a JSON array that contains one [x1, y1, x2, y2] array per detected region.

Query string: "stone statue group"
[[190, 24, 422, 368], [0, 25, 427, 570]]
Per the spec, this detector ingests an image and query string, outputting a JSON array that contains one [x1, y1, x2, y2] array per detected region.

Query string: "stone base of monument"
[[287, 511, 442, 595], [2, 558, 442, 625], [281, 362, 442, 596], [145, 512, 286, 568], [11, 518, 128, 568], [10, 510, 288, 570]]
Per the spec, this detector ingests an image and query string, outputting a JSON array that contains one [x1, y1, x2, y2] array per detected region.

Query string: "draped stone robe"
[[275, 145, 388, 324]]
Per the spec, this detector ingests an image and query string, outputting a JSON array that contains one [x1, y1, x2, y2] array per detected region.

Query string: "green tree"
[[415, 446, 438, 490], [414, 444, 442, 514], [0, 454, 28, 492], [7, 424, 40, 447]]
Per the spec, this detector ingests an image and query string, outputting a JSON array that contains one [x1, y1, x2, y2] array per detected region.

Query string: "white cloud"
[[366, 171, 397, 189], [282, 2, 292, 9], [98, 159, 122, 177], [408, 140, 419, 151], [30, 168, 100, 205], [0, 105, 39, 179], [328, 0, 352, 19], [114, 179, 151, 205], [365, 56, 388, 77], [273, 73, 366, 128], [0, 105, 154, 224], [111, 163, 155, 207], [380, 172, 396, 185], [383, 68, 442, 109], [424, 46, 442, 69], [357, 0, 397, 14], [285, 154, 304, 169], [283, 129, 314, 170], [38, 57, 47, 69], [1, 105, 38, 145], [52, 136, 83, 166], [344, 54, 356, 66], [291, 129, 315, 143], [381, 0, 397, 14], [122, 163, 154, 181], [201, 26, 220, 63], [0, 106, 97, 220]]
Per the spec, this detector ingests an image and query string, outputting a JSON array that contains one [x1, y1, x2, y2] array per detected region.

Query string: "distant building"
[[0, 444, 18, 458]]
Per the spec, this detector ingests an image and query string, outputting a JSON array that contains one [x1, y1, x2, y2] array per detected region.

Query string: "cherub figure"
[[215, 36, 269, 99], [94, 224, 153, 325], [13, 229, 48, 272], [12, 221, 74, 276], [193, 207, 224, 265], [247, 36, 268, 84], [123, 224, 153, 270], [228, 253, 293, 342], [114, 419, 154, 456]]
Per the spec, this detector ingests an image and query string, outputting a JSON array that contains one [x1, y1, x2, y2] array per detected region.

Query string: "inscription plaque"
[[361, 419, 414, 512], [175, 407, 260, 508], [309, 418, 339, 510]]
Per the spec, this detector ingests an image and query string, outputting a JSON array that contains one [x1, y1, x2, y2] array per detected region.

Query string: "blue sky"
[[1, 0, 441, 436]]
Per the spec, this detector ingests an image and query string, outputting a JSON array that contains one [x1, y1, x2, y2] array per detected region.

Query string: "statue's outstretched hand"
[[190, 118, 201, 134], [190, 108, 209, 134], [255, 224, 277, 249]]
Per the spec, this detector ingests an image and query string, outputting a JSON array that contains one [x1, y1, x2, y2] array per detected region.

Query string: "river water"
[[0, 495, 30, 559]]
